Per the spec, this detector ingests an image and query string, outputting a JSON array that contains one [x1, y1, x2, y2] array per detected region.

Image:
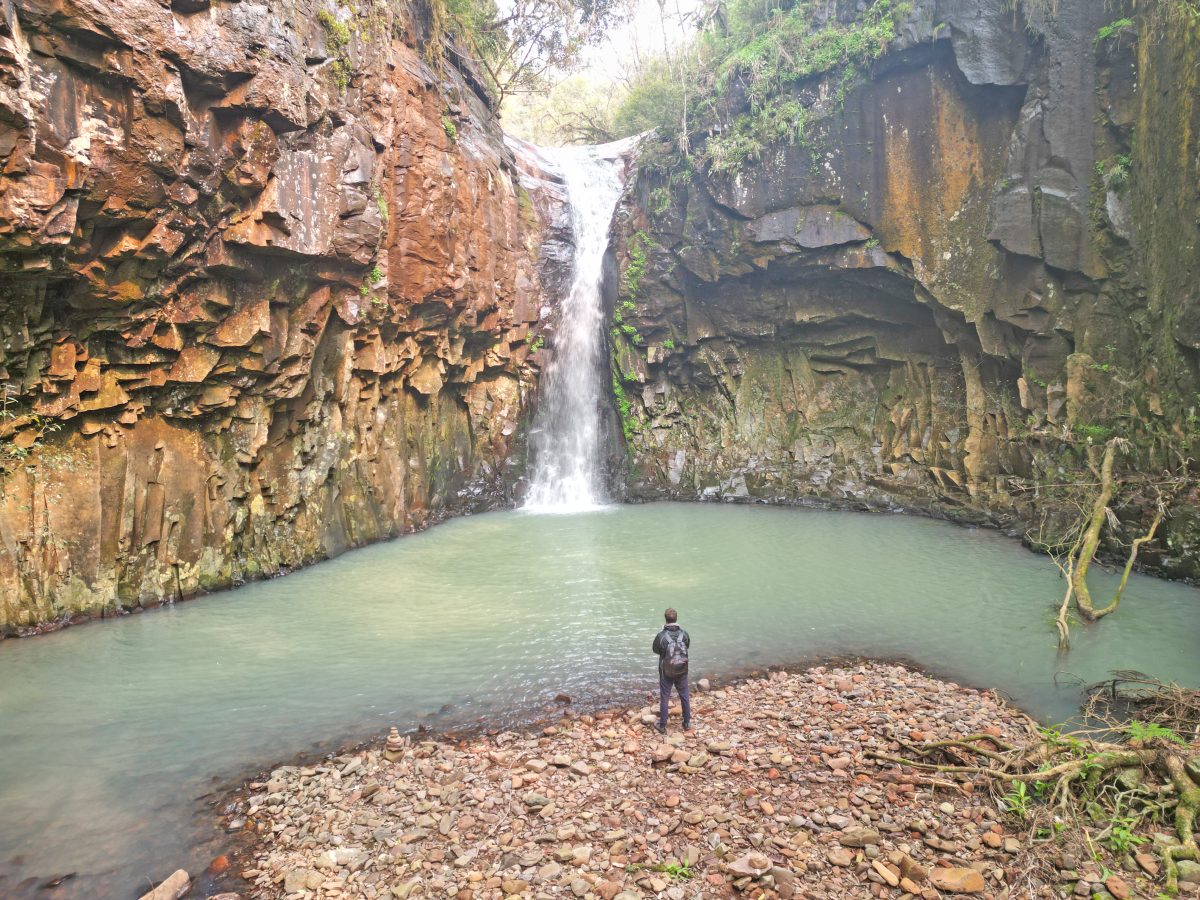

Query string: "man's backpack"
[[661, 629, 688, 677]]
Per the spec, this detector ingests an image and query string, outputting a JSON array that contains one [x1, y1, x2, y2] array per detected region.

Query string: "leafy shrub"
[[1094, 17, 1134, 45], [613, 0, 910, 174], [613, 59, 685, 139], [1123, 721, 1187, 746]]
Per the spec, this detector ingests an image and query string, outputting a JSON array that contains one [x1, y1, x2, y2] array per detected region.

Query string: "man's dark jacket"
[[652, 623, 690, 675]]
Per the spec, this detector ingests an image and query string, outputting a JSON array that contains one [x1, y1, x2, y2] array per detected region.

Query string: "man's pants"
[[659, 671, 691, 727]]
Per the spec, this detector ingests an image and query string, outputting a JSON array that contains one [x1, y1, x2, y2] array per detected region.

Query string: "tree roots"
[[867, 681, 1200, 894]]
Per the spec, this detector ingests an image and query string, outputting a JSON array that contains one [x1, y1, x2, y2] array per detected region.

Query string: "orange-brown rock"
[[0, 0, 568, 630]]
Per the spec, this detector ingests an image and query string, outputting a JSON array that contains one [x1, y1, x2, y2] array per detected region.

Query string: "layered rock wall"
[[611, 0, 1200, 576], [0, 0, 564, 630]]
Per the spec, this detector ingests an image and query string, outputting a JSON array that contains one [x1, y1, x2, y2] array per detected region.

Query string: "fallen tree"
[[1023, 436, 1180, 650]]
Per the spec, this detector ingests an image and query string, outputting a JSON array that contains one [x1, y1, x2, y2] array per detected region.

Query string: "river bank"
[[211, 662, 1191, 900]]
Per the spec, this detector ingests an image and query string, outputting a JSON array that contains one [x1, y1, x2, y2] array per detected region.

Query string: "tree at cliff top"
[[502, 72, 625, 143], [433, 0, 631, 108], [500, 0, 704, 144]]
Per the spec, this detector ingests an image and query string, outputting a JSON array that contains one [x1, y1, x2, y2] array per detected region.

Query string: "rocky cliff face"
[[610, 0, 1200, 577], [0, 0, 566, 631], [3, 0, 1197, 629]]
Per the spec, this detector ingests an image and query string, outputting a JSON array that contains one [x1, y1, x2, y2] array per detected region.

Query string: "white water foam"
[[524, 140, 633, 513]]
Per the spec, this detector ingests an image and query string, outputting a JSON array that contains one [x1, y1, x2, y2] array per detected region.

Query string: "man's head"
[[664, 608, 677, 624]]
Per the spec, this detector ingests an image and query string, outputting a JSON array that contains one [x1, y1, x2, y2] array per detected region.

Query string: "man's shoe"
[[654, 722, 666, 735], [683, 721, 693, 732]]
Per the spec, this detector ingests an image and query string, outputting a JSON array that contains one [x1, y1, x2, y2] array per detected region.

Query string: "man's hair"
[[664, 608, 677, 623]]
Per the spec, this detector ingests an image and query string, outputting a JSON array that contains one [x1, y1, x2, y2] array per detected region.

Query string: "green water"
[[1, 503, 1198, 897]]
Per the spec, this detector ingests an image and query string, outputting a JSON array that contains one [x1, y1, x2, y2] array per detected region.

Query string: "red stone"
[[206, 855, 230, 875]]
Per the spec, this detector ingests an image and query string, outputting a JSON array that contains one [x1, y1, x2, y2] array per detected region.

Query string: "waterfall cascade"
[[524, 142, 631, 512]]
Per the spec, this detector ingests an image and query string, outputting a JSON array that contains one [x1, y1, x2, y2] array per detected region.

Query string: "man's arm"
[[652, 630, 663, 655], [683, 629, 690, 648]]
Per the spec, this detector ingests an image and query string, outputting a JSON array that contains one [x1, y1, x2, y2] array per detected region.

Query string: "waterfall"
[[524, 142, 630, 512]]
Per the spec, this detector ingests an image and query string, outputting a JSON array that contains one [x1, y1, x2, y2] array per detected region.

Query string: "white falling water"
[[524, 141, 631, 513]]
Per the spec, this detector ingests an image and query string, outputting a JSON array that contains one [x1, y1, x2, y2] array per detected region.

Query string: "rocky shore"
[[214, 662, 1167, 900]]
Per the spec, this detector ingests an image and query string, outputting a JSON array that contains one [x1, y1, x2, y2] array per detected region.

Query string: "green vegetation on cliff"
[[705, 0, 907, 110], [610, 0, 910, 173], [317, 7, 355, 90]]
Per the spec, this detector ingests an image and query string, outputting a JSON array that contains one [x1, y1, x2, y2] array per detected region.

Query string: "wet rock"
[[137, 869, 189, 900]]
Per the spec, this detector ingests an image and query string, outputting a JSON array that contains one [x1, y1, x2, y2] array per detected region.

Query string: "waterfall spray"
[[524, 142, 630, 512]]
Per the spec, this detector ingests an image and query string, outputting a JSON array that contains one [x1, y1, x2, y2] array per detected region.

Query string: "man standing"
[[652, 608, 691, 734]]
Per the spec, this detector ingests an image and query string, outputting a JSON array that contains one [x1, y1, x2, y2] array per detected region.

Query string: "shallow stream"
[[1, 503, 1198, 897]]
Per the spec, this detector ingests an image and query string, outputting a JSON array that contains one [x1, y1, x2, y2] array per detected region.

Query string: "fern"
[[1123, 721, 1187, 746]]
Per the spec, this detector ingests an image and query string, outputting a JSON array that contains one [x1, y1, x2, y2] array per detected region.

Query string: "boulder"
[[138, 869, 190, 900]]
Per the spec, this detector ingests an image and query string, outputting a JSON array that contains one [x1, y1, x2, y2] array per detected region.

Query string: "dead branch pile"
[[1087, 672, 1200, 745]]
